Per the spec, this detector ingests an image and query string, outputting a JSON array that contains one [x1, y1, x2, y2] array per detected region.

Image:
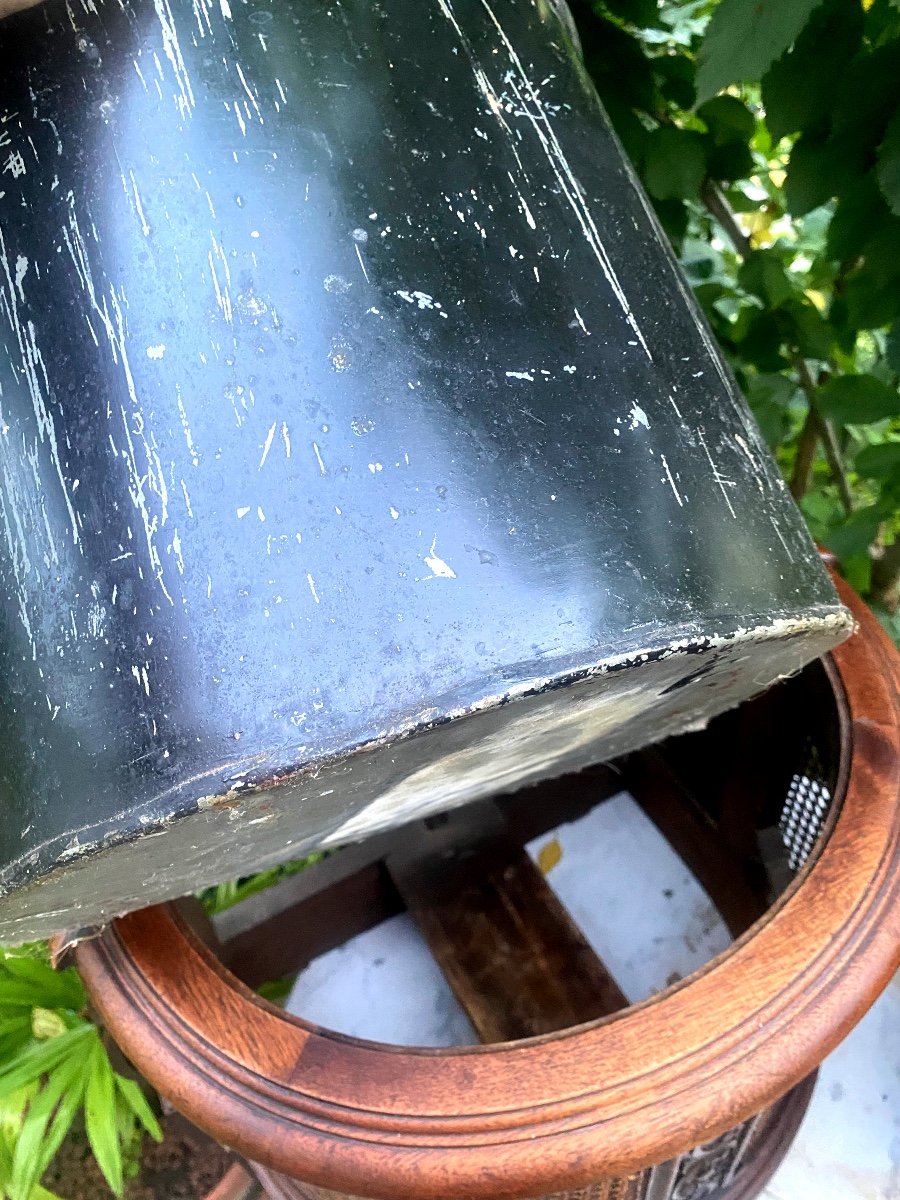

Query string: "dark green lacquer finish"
[[0, 0, 848, 940]]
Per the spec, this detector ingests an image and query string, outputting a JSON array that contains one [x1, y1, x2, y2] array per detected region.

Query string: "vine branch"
[[698, 179, 854, 515]]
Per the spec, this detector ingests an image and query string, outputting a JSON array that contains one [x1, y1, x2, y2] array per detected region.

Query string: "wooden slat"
[[221, 862, 404, 990], [623, 750, 768, 939], [387, 821, 628, 1043], [218, 770, 622, 989], [203, 1163, 262, 1200]]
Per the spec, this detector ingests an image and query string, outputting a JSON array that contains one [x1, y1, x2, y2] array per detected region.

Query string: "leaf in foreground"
[[696, 0, 826, 104]]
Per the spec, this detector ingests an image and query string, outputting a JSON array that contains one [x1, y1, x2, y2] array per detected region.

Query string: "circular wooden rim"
[[76, 576, 900, 1200]]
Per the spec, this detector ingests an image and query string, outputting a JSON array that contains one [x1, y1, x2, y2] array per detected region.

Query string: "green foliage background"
[[568, 0, 900, 637], [0, 944, 161, 1200], [2, 1, 900, 1196]]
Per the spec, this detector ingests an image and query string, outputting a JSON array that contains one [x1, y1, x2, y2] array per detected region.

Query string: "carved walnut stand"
[[73, 574, 900, 1200]]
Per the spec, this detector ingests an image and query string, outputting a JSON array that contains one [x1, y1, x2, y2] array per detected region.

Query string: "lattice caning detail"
[[668, 1119, 753, 1200], [543, 1173, 647, 1200], [779, 741, 834, 873]]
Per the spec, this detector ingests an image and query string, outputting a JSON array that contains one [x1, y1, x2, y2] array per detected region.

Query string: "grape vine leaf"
[[877, 108, 900, 216], [817, 375, 900, 425], [643, 127, 707, 200], [696, 0, 826, 104], [761, 0, 863, 142]]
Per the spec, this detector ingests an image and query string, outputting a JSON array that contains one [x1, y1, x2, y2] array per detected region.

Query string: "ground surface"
[[43, 1115, 232, 1200]]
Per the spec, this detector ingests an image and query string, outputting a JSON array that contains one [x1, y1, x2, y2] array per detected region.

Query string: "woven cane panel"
[[259, 1168, 650, 1200], [667, 1118, 754, 1200], [779, 740, 834, 873], [250, 1167, 370, 1200], [541, 1173, 648, 1200]]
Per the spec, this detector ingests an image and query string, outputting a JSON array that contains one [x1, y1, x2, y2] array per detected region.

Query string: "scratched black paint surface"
[[0, 0, 849, 939]]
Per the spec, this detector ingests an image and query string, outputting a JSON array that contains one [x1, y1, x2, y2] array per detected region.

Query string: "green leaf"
[[783, 300, 836, 359], [0, 959, 85, 1011], [761, 0, 864, 142], [697, 95, 755, 144], [0, 1026, 94, 1101], [602, 97, 651, 170], [887, 324, 900, 371], [855, 441, 900, 478], [843, 269, 900, 330], [577, 16, 660, 114], [643, 127, 707, 200], [696, 0, 826, 104], [864, 0, 900, 42], [600, 0, 661, 26], [652, 197, 689, 248], [30, 1009, 68, 1041], [825, 508, 883, 560], [256, 976, 295, 1006], [705, 139, 754, 182], [85, 1043, 124, 1197], [818, 375, 900, 424], [736, 309, 789, 371], [32, 1077, 86, 1194], [692, 281, 726, 313], [841, 552, 873, 594], [0, 1131, 13, 1193], [783, 134, 842, 216], [698, 97, 756, 181], [738, 250, 794, 307], [0, 1018, 34, 1060], [831, 40, 900, 149], [876, 107, 900, 216], [115, 1076, 163, 1143], [745, 372, 796, 447], [9, 1053, 85, 1200], [653, 52, 696, 109], [826, 174, 891, 261], [860, 218, 900, 289]]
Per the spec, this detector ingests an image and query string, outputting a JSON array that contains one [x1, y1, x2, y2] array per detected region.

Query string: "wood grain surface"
[[75, 575, 900, 1200]]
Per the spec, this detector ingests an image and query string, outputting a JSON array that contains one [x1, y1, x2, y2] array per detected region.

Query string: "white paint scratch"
[[208, 234, 233, 323], [354, 242, 370, 283], [176, 389, 200, 466], [425, 537, 457, 579], [129, 171, 151, 237], [259, 420, 277, 469], [735, 433, 765, 494], [697, 429, 737, 519], [151, 0, 195, 119], [571, 307, 590, 336], [438, 0, 651, 359], [660, 454, 684, 507]]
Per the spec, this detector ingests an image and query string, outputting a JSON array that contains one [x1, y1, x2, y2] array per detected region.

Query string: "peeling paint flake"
[[628, 403, 649, 430], [424, 537, 457, 580]]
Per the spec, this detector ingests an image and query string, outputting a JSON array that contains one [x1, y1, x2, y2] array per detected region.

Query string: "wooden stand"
[[72, 576, 900, 1200]]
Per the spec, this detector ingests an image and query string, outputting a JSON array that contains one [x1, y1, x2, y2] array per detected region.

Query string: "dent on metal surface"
[[0, 0, 850, 940]]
